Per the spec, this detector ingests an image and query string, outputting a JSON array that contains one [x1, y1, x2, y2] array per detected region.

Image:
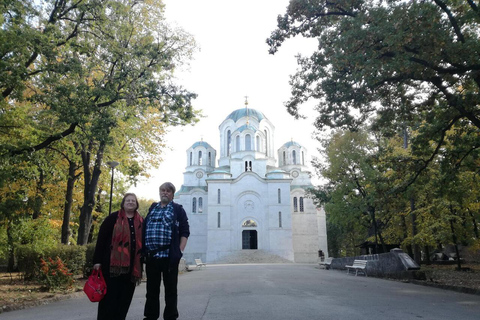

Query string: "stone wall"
[[329, 248, 420, 278]]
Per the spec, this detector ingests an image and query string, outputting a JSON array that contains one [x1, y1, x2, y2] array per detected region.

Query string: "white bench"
[[194, 259, 206, 269], [319, 257, 333, 269], [345, 259, 368, 276]]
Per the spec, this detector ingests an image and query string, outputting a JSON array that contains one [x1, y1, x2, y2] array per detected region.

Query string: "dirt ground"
[[0, 272, 86, 313], [1, 264, 480, 314]]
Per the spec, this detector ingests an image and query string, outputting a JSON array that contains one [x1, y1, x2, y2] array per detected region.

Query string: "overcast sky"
[[128, 0, 321, 200]]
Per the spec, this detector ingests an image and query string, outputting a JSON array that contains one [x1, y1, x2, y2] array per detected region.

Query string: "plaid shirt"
[[145, 202, 174, 258]]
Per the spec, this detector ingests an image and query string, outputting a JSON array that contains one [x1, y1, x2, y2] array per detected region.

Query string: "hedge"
[[16, 244, 87, 280]]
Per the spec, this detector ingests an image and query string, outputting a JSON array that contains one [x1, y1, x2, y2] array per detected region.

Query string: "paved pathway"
[[2, 264, 480, 320]]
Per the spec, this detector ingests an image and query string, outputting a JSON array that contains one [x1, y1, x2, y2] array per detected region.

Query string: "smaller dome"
[[190, 141, 213, 149], [281, 141, 302, 148], [234, 124, 258, 133]]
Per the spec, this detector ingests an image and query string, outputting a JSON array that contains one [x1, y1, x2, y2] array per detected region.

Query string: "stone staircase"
[[215, 249, 293, 264]]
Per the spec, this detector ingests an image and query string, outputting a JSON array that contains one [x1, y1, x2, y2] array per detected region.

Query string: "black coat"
[[92, 211, 120, 278]]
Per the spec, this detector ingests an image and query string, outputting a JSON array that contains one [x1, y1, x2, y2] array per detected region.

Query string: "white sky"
[[128, 0, 321, 201]]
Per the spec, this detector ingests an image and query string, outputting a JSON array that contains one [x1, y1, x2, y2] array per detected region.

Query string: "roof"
[[281, 141, 302, 148], [191, 141, 213, 149], [234, 124, 258, 133], [225, 108, 267, 122]]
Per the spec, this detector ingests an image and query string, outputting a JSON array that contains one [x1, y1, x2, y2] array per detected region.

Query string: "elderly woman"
[[93, 193, 144, 320]]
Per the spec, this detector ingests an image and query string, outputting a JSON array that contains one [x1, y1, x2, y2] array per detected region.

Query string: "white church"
[[176, 105, 328, 263]]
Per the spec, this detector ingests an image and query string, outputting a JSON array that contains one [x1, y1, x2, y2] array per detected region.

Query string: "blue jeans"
[[144, 258, 179, 320]]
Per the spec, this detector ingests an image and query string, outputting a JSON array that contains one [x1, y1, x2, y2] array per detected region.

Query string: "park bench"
[[345, 259, 368, 276], [195, 258, 207, 269], [319, 257, 333, 269]]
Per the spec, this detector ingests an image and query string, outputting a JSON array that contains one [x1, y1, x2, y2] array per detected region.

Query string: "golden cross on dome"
[[244, 96, 249, 125]]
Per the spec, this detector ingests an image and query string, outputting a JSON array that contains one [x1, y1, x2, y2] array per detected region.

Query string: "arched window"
[[189, 152, 193, 166], [236, 135, 240, 152], [245, 161, 252, 171], [245, 134, 251, 151], [302, 151, 305, 165], [242, 219, 257, 227], [293, 197, 298, 212], [278, 211, 282, 228], [277, 188, 281, 204], [208, 152, 212, 166], [217, 189, 221, 204], [198, 151, 203, 165], [198, 197, 203, 213], [192, 197, 196, 213], [227, 130, 231, 156], [283, 151, 286, 165], [217, 212, 221, 228], [292, 150, 297, 164], [264, 129, 268, 156], [300, 197, 304, 212], [256, 136, 260, 151]]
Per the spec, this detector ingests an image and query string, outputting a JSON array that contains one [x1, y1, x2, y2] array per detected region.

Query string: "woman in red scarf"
[[93, 193, 143, 320]]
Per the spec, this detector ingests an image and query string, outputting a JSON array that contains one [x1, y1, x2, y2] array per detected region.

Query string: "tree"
[[313, 129, 391, 255], [267, 0, 480, 183], [1, 0, 199, 249]]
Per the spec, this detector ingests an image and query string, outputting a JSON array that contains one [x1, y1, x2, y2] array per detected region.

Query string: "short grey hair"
[[160, 182, 176, 194]]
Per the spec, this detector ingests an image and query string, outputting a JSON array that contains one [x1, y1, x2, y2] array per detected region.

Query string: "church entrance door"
[[242, 230, 258, 249]]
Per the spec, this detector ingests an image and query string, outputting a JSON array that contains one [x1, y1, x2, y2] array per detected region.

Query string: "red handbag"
[[83, 269, 107, 302]]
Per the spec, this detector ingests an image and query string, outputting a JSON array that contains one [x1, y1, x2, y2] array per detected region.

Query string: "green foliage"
[[270, 1, 480, 260], [16, 245, 43, 279], [38, 257, 74, 291], [16, 244, 86, 280], [44, 245, 87, 276], [1, 0, 200, 252], [268, 0, 480, 184]]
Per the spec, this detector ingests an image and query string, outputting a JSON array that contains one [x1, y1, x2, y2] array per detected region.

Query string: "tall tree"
[[267, 0, 480, 183], [313, 129, 390, 254], [1, 0, 199, 246]]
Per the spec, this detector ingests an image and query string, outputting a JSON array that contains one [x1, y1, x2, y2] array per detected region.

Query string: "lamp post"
[[106, 161, 119, 215]]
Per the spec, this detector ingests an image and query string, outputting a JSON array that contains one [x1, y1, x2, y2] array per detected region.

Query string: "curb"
[[407, 279, 480, 296]]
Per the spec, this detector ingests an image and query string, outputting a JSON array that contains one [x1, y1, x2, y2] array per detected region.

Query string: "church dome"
[[190, 141, 213, 149], [281, 141, 302, 148], [225, 108, 267, 122]]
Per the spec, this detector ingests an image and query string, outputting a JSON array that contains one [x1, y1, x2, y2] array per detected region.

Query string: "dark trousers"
[[97, 273, 136, 320], [144, 258, 179, 320]]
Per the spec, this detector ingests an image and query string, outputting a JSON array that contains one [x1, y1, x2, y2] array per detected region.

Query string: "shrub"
[[16, 244, 42, 280], [16, 244, 87, 279], [38, 257, 74, 291], [45, 245, 86, 276]]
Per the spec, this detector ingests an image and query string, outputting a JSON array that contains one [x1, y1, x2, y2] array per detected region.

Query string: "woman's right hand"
[[93, 263, 101, 270]]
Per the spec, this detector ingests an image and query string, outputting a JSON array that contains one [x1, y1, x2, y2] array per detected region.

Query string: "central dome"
[[225, 108, 267, 122]]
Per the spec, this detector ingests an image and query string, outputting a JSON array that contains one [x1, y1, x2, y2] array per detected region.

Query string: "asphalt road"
[[2, 263, 480, 320]]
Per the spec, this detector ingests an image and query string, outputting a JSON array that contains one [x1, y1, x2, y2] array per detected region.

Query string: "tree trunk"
[[7, 220, 15, 272], [32, 169, 46, 219], [77, 140, 106, 245], [411, 197, 421, 264], [401, 215, 414, 257], [369, 207, 379, 254], [424, 245, 431, 265], [449, 219, 462, 270], [401, 126, 415, 259], [61, 160, 80, 244], [469, 209, 479, 239], [377, 229, 387, 254]]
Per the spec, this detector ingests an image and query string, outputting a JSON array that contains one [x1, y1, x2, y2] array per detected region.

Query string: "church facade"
[[175, 107, 328, 263]]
